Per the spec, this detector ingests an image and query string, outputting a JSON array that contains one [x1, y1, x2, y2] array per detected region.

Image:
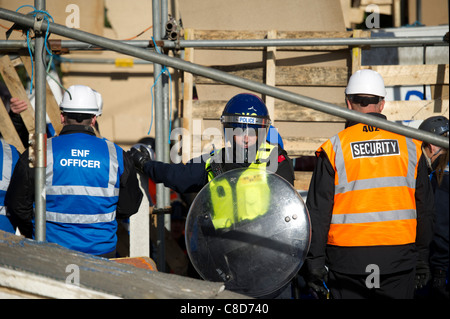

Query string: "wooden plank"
[[351, 30, 371, 74], [0, 230, 245, 299], [392, 0, 401, 27], [0, 55, 34, 134], [276, 31, 354, 50], [192, 100, 347, 122], [20, 56, 63, 135], [194, 65, 348, 86], [383, 100, 449, 121], [192, 99, 448, 123], [361, 0, 393, 5], [362, 64, 449, 86], [264, 30, 277, 123], [182, 29, 195, 163], [193, 30, 354, 40], [283, 136, 328, 157], [192, 30, 356, 50], [0, 99, 25, 153], [294, 171, 313, 191], [276, 65, 348, 86]]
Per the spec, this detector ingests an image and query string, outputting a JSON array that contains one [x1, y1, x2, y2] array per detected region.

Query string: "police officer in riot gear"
[[128, 93, 303, 297], [129, 93, 295, 193]]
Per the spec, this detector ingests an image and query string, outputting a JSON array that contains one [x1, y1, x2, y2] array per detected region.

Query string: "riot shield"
[[185, 168, 311, 298]]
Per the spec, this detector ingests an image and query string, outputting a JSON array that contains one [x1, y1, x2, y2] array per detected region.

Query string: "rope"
[[15, 5, 70, 99]]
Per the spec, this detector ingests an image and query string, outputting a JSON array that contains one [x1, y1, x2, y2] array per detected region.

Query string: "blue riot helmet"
[[220, 93, 271, 163]]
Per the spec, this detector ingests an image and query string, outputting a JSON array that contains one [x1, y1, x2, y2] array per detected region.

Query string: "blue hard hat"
[[221, 93, 271, 129]]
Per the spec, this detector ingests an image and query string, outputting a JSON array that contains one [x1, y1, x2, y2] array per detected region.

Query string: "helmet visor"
[[221, 114, 271, 128]]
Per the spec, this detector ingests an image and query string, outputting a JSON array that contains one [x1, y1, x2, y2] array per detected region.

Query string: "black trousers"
[[328, 268, 416, 299]]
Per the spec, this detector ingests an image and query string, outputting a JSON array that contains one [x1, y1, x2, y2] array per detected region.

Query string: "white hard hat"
[[93, 90, 103, 116], [345, 69, 386, 97], [60, 85, 102, 115]]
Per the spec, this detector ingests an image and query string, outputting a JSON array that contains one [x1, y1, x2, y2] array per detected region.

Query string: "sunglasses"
[[348, 95, 383, 106]]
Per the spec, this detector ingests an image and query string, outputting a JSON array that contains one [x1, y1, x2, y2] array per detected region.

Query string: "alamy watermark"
[[65, 263, 80, 286], [65, 4, 80, 28], [365, 4, 380, 29], [168, 120, 281, 172], [365, 264, 380, 289]]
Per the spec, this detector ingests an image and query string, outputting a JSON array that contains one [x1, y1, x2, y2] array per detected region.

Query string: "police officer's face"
[[234, 128, 258, 149]]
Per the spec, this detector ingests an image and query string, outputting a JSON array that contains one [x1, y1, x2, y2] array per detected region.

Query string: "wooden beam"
[[191, 100, 347, 122], [277, 65, 348, 86], [0, 98, 25, 153], [283, 136, 328, 157], [351, 30, 371, 74], [191, 30, 357, 51], [264, 30, 276, 123], [182, 29, 195, 163], [383, 100, 449, 120], [362, 64, 449, 86], [192, 99, 448, 122], [194, 65, 349, 86], [294, 171, 313, 191], [0, 55, 35, 134], [19, 56, 63, 135]]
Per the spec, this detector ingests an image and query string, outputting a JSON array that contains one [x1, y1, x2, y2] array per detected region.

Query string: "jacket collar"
[[59, 124, 96, 136], [345, 112, 387, 128]]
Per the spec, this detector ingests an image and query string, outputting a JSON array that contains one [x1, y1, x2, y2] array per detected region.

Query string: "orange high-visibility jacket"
[[318, 123, 423, 247]]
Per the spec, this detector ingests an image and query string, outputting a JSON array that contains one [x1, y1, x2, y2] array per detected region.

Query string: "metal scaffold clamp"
[[33, 13, 44, 35]]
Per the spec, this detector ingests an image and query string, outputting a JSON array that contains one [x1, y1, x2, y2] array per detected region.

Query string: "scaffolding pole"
[[152, 0, 167, 273], [0, 36, 447, 51], [0, 8, 447, 150], [33, 0, 47, 242]]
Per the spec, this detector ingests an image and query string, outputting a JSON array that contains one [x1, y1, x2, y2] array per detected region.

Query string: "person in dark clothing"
[[305, 70, 435, 299], [418, 116, 449, 299], [5, 85, 143, 258]]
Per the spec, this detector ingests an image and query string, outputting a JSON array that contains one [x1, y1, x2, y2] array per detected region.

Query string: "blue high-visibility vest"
[[0, 139, 19, 233], [45, 133, 124, 255]]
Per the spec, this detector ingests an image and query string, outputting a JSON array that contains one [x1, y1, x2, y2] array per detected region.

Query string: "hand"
[[9, 97, 28, 114], [127, 146, 151, 174], [306, 267, 329, 299], [415, 261, 431, 290], [430, 269, 449, 299]]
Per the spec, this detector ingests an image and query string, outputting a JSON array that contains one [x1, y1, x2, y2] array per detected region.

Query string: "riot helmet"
[[419, 116, 449, 137], [220, 93, 271, 163]]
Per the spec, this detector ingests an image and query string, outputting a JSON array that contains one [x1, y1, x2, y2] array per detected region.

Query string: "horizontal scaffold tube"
[[0, 8, 447, 148], [0, 36, 447, 50]]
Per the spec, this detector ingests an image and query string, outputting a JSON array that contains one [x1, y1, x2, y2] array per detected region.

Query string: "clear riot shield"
[[185, 168, 311, 298]]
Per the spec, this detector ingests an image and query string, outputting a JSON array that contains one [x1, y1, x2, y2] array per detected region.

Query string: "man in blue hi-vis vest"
[[0, 138, 19, 233], [5, 85, 143, 258]]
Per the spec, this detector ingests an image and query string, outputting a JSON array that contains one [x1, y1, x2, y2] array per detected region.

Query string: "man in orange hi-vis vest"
[[304, 69, 435, 299]]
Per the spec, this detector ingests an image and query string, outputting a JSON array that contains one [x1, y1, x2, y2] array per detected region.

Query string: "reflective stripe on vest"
[[319, 124, 421, 246], [0, 139, 13, 216], [46, 137, 120, 224]]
